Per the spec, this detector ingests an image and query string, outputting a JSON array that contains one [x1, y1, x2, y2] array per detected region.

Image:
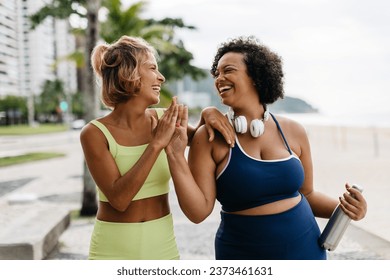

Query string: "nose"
[[214, 73, 225, 88], [158, 71, 165, 83], [215, 72, 225, 83]]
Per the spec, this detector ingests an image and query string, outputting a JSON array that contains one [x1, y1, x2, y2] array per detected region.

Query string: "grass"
[[69, 209, 96, 221], [0, 124, 69, 167], [0, 124, 69, 135], [0, 152, 66, 167]]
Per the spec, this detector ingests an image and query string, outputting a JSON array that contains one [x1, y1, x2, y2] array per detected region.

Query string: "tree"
[[100, 0, 206, 105], [30, 0, 204, 215], [35, 79, 66, 123], [31, 0, 101, 216], [0, 96, 28, 125], [79, 0, 102, 215]]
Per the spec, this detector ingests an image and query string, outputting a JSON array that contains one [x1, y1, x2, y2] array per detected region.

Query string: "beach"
[[303, 123, 390, 243]]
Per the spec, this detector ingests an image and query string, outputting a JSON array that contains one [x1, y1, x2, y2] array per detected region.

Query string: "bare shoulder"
[[192, 124, 230, 165], [80, 120, 106, 146], [192, 124, 211, 145], [272, 114, 307, 138], [194, 124, 228, 144]]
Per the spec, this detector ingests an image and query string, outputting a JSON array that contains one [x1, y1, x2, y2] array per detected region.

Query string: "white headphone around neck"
[[228, 108, 270, 138]]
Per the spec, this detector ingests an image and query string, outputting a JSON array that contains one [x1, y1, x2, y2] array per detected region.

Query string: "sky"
[[123, 0, 390, 117]]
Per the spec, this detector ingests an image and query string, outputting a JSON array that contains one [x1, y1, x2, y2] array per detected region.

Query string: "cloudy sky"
[[126, 0, 390, 117]]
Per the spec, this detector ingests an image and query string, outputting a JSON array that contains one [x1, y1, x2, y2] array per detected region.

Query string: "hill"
[[167, 73, 318, 114], [269, 96, 318, 113]]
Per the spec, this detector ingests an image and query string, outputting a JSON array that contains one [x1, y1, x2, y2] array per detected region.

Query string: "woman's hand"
[[151, 97, 179, 149], [339, 183, 367, 221], [200, 107, 235, 147], [166, 104, 189, 156]]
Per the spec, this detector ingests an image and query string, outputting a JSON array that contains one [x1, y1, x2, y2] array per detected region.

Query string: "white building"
[[0, 0, 77, 99], [0, 0, 19, 96]]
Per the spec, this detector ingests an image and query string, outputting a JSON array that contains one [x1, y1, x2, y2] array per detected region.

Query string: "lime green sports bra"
[[90, 108, 170, 202]]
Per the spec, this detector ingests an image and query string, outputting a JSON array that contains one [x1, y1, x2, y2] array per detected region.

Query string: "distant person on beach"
[[166, 36, 367, 259], [80, 35, 234, 260]]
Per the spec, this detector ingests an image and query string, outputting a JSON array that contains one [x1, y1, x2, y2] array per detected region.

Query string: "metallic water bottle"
[[319, 184, 363, 251]]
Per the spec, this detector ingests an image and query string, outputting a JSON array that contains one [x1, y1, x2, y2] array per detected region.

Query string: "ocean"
[[189, 111, 390, 129], [279, 112, 390, 128]]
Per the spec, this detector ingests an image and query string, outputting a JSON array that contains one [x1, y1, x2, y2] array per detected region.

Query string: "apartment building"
[[0, 0, 77, 99]]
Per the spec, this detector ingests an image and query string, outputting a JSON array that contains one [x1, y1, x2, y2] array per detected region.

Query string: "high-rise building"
[[0, 0, 77, 99], [0, 0, 19, 96]]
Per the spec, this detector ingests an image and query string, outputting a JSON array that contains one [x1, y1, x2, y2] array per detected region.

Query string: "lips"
[[152, 85, 161, 91], [218, 85, 233, 95]]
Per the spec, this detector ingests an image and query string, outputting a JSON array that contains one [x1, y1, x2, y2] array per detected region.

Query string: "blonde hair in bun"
[[91, 36, 157, 108]]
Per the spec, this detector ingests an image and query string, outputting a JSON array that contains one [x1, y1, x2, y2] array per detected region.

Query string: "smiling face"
[[138, 52, 166, 105], [214, 52, 258, 108]]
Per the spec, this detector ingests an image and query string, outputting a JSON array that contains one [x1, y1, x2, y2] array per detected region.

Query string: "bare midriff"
[[96, 194, 170, 223], [227, 195, 302, 216]]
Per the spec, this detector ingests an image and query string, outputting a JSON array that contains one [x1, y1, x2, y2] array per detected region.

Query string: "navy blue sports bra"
[[216, 113, 304, 212]]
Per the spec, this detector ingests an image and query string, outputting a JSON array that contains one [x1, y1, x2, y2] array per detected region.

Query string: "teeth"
[[219, 86, 232, 92], [152, 86, 160, 91]]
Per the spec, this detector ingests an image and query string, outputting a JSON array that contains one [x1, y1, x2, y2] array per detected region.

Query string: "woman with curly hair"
[[166, 36, 367, 259]]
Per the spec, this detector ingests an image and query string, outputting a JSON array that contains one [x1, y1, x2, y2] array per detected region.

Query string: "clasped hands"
[[153, 97, 235, 156]]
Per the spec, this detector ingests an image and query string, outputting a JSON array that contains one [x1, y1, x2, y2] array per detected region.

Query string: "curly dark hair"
[[210, 36, 284, 105]]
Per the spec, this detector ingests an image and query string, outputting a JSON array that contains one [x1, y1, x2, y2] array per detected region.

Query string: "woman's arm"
[[166, 106, 217, 223], [292, 120, 367, 220], [80, 102, 179, 212], [187, 106, 235, 147], [292, 121, 339, 218]]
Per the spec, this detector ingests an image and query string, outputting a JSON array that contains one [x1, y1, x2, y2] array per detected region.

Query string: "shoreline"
[[279, 112, 390, 129]]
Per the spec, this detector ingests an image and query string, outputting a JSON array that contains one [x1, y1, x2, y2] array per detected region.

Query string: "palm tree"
[[80, 0, 102, 215], [30, 0, 204, 215], [100, 0, 206, 105], [31, 0, 101, 215]]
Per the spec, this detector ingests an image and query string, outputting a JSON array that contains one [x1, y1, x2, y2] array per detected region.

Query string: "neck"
[[230, 104, 268, 120], [109, 103, 149, 129]]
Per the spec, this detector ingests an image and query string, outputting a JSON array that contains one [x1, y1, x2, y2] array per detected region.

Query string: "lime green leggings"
[[89, 213, 179, 260]]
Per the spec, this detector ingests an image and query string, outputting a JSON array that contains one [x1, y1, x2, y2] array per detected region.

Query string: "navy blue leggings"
[[215, 195, 326, 260]]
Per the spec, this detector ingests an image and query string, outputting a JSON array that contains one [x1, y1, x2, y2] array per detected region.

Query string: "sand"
[[304, 124, 390, 242]]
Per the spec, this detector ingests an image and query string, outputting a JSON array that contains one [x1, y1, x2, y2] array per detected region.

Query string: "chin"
[[220, 98, 231, 107], [153, 96, 160, 105]]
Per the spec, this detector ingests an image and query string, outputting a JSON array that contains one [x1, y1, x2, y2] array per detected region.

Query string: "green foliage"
[[158, 40, 206, 81], [29, 0, 87, 30], [0, 96, 28, 125], [99, 0, 206, 95], [100, 0, 147, 43], [35, 79, 66, 116], [0, 96, 28, 114], [28, 0, 206, 113], [71, 91, 85, 118]]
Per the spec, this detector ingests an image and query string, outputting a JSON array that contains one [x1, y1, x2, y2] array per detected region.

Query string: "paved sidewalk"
[[1, 130, 389, 260], [46, 190, 390, 260]]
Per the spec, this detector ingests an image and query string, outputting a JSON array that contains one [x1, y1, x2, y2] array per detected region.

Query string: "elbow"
[[177, 200, 213, 224], [186, 211, 209, 224], [111, 204, 128, 213], [191, 217, 206, 224], [114, 205, 128, 213], [108, 197, 130, 212]]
